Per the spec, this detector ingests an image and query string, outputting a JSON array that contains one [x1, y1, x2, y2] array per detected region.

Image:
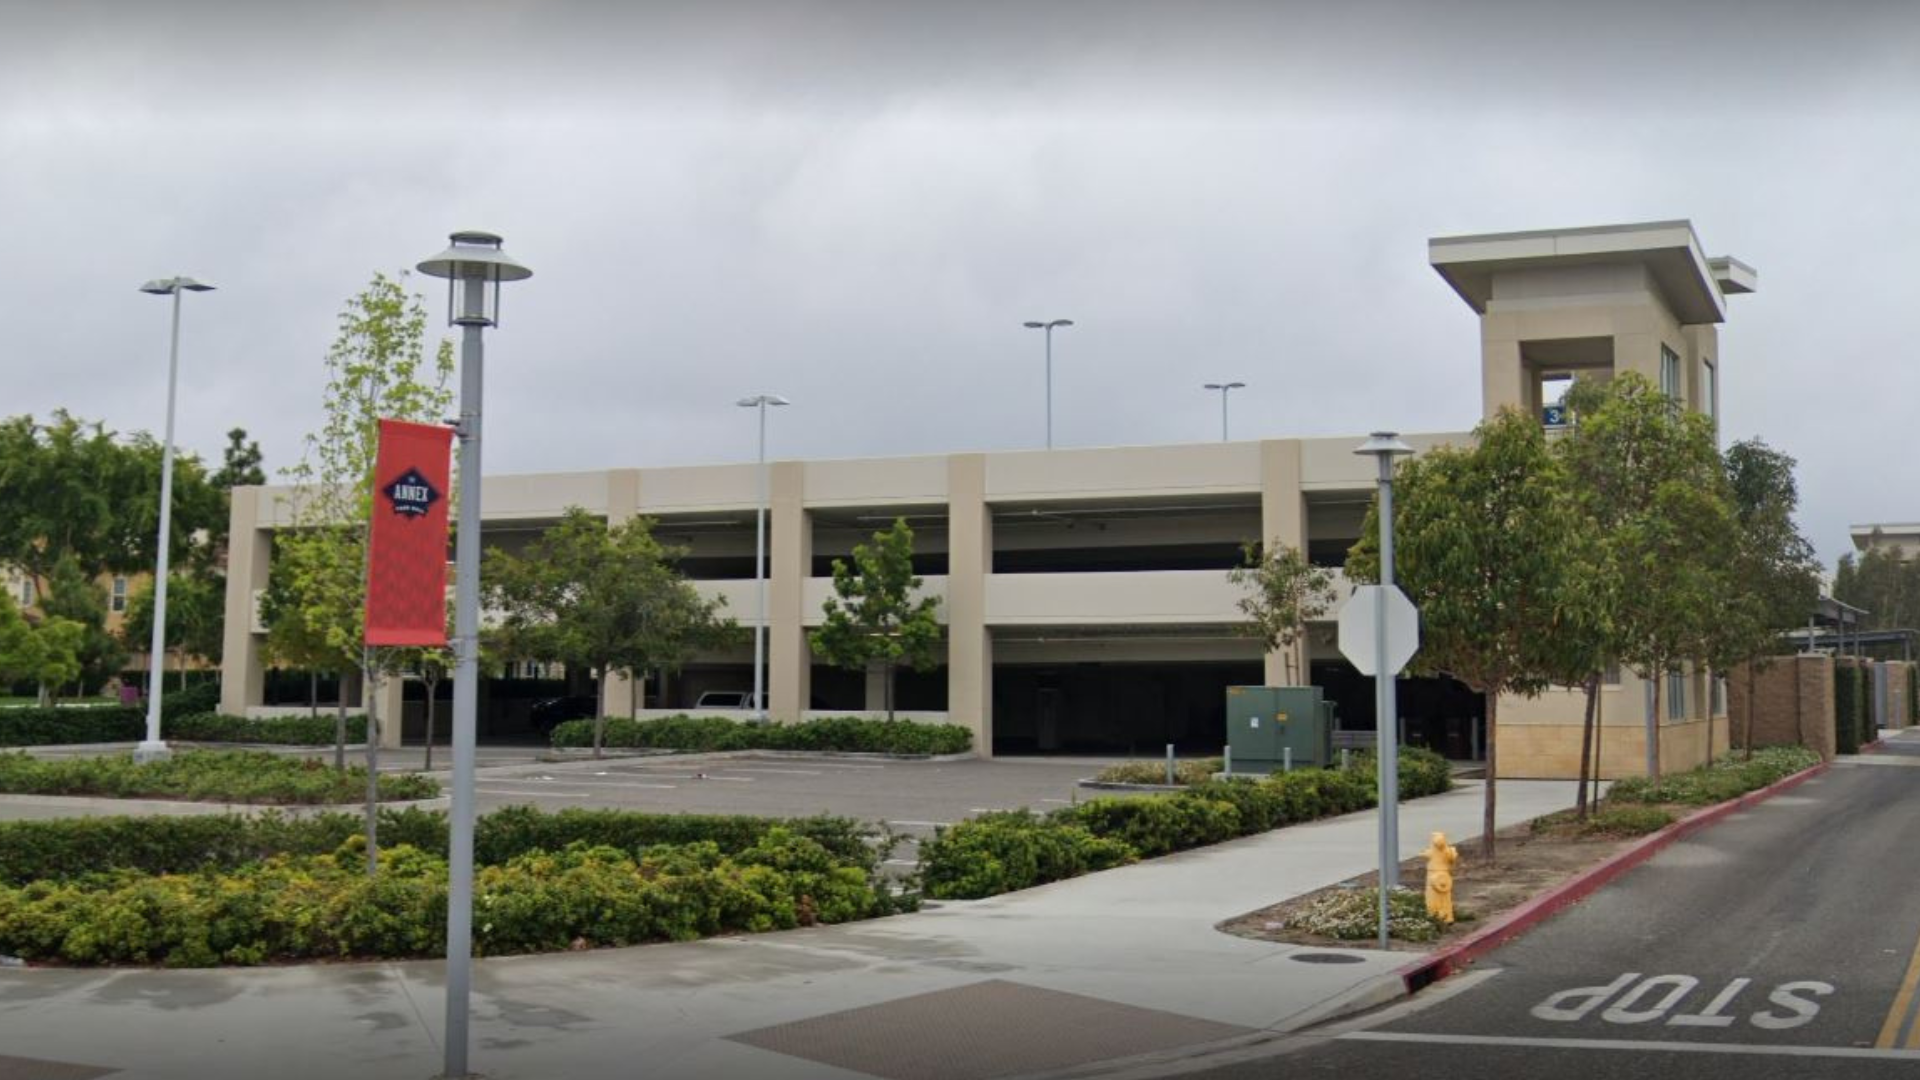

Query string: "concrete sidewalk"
[[0, 779, 1587, 1080]]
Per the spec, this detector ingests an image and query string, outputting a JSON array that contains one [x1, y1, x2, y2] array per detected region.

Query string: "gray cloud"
[[4, 0, 1917, 570]]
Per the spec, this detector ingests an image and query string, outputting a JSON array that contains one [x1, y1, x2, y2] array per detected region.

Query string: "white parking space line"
[[719, 767, 824, 776], [515, 776, 681, 790], [477, 788, 593, 798], [1041, 798, 1072, 804], [1340, 1032, 1920, 1062], [882, 859, 918, 867], [887, 820, 951, 828]]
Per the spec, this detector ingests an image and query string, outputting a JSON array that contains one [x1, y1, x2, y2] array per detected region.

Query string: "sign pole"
[[1374, 450, 1401, 948]]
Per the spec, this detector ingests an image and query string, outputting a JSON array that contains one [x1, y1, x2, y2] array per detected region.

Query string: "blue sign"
[[1543, 404, 1569, 428], [382, 467, 441, 517]]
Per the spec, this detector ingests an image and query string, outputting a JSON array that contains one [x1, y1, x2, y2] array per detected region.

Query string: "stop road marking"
[[1531, 973, 1835, 1031]]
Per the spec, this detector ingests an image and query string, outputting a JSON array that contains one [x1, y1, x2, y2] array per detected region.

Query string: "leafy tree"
[[210, 428, 267, 491], [274, 272, 454, 871], [37, 557, 128, 701], [810, 519, 942, 723], [1558, 373, 1734, 782], [1714, 440, 1822, 759], [1349, 408, 1581, 861], [1227, 540, 1336, 685], [0, 412, 223, 584], [0, 594, 84, 696], [259, 540, 357, 767], [120, 572, 225, 692], [485, 508, 735, 757], [1833, 538, 1920, 636]]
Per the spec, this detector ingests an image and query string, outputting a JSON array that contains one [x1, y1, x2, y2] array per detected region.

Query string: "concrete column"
[[768, 461, 811, 723], [864, 664, 888, 712], [219, 486, 271, 718], [599, 468, 644, 718], [1258, 440, 1307, 687], [1479, 327, 1525, 420], [946, 454, 992, 756], [364, 672, 405, 749]]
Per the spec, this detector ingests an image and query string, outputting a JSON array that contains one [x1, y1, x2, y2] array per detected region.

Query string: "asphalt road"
[[1179, 737, 1920, 1080]]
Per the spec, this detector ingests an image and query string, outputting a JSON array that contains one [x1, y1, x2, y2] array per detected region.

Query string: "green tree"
[[1714, 440, 1821, 759], [1227, 540, 1336, 685], [120, 572, 225, 692], [1558, 373, 1734, 782], [259, 540, 357, 765], [485, 508, 735, 758], [1349, 409, 1582, 861], [1833, 537, 1920, 636], [275, 272, 454, 871], [810, 518, 942, 723], [0, 594, 84, 696], [37, 557, 127, 702]]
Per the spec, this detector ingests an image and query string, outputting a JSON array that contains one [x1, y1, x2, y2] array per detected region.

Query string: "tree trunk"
[[592, 667, 605, 760], [1592, 680, 1606, 809], [1648, 674, 1663, 784], [363, 654, 380, 878], [1575, 676, 1599, 819], [1742, 661, 1757, 762], [885, 663, 896, 723], [423, 673, 437, 772], [334, 687, 347, 772], [1482, 691, 1498, 864], [178, 649, 188, 693], [309, 671, 318, 720]]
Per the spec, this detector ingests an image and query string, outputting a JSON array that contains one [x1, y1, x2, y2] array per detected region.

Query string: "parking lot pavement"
[[469, 753, 1125, 850]]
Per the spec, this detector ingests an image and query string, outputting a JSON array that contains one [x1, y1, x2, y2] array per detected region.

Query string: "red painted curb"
[[1395, 760, 1831, 994]]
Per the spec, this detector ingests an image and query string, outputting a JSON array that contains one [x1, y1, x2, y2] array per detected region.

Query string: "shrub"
[[551, 714, 972, 755], [1344, 746, 1454, 800], [168, 713, 369, 745], [1531, 804, 1674, 838], [0, 705, 143, 747], [1092, 758, 1223, 785], [0, 831, 894, 966], [918, 811, 1136, 899], [0, 749, 439, 805], [1834, 662, 1863, 755], [159, 683, 221, 719], [1282, 886, 1447, 942], [0, 805, 877, 887], [1608, 746, 1820, 806], [1071, 796, 1240, 858]]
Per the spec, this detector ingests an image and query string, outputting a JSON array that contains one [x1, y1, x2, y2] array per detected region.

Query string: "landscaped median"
[[919, 749, 1456, 900], [1224, 745, 1825, 954], [551, 714, 974, 756], [0, 749, 437, 805], [0, 685, 367, 749], [0, 806, 905, 966]]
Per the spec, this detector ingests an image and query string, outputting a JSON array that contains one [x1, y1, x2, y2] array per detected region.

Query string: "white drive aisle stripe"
[[476, 788, 593, 798], [1340, 1031, 1920, 1061]]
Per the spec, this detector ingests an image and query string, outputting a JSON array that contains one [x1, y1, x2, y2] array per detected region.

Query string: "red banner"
[[365, 419, 453, 647]]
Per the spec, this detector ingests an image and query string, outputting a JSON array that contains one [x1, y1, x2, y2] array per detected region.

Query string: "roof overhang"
[[1429, 220, 1748, 326]]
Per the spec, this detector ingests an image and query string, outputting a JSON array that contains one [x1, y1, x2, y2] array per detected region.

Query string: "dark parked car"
[[528, 695, 599, 733]]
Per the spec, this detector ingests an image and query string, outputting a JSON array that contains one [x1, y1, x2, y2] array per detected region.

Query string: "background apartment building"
[[220, 220, 1755, 778]]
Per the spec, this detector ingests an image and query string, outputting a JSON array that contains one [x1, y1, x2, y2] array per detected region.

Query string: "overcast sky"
[[5, 0, 1916, 569]]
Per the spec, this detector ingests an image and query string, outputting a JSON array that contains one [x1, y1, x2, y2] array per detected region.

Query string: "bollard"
[[1223, 745, 1233, 777], [1166, 743, 1176, 785], [1341, 748, 1351, 771], [1283, 746, 1292, 772]]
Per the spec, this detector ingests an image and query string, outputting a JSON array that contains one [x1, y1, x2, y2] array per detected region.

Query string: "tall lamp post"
[[417, 231, 530, 1080], [1021, 318, 1073, 449], [135, 276, 215, 763], [1354, 431, 1412, 946], [1203, 381, 1246, 442], [737, 393, 789, 722]]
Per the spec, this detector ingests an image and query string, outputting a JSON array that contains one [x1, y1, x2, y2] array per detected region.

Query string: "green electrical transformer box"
[[1226, 686, 1334, 773]]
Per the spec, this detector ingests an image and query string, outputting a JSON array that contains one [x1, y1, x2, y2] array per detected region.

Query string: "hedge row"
[[1833, 661, 1868, 755], [1607, 745, 1821, 806], [920, 748, 1453, 899], [0, 805, 878, 887], [552, 714, 973, 755], [0, 683, 223, 747], [170, 712, 368, 746], [0, 750, 439, 805], [0, 831, 892, 967]]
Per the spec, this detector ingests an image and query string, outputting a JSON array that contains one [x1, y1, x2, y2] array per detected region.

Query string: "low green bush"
[[917, 811, 1135, 899], [0, 805, 877, 887], [0, 750, 439, 805], [169, 712, 368, 745], [1282, 886, 1447, 942], [0, 830, 890, 967], [1531, 804, 1675, 838], [0, 685, 226, 747], [159, 682, 221, 718], [1092, 758, 1223, 785], [1608, 746, 1820, 806], [551, 714, 972, 755], [1071, 795, 1241, 858]]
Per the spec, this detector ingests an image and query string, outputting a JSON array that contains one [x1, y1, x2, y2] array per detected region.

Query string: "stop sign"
[[1338, 585, 1420, 676]]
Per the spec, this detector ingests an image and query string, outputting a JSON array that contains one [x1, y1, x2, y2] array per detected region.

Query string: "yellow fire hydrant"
[[1423, 831, 1459, 925]]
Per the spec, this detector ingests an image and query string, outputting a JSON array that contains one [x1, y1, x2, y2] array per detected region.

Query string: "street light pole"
[[1022, 318, 1073, 449], [136, 276, 214, 764], [1355, 431, 1412, 949], [737, 394, 790, 722], [418, 231, 530, 1080], [1203, 381, 1246, 441]]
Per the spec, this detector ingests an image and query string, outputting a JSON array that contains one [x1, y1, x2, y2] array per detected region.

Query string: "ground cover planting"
[[550, 714, 973, 755], [0, 749, 438, 805]]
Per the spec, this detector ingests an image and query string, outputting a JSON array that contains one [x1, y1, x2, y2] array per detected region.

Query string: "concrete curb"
[[538, 747, 974, 764], [1393, 759, 1832, 995]]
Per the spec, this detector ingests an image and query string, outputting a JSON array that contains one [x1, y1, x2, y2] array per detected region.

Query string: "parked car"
[[694, 691, 765, 711], [528, 695, 599, 733]]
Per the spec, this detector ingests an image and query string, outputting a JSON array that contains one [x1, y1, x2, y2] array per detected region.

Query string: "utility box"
[[1226, 686, 1334, 773]]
